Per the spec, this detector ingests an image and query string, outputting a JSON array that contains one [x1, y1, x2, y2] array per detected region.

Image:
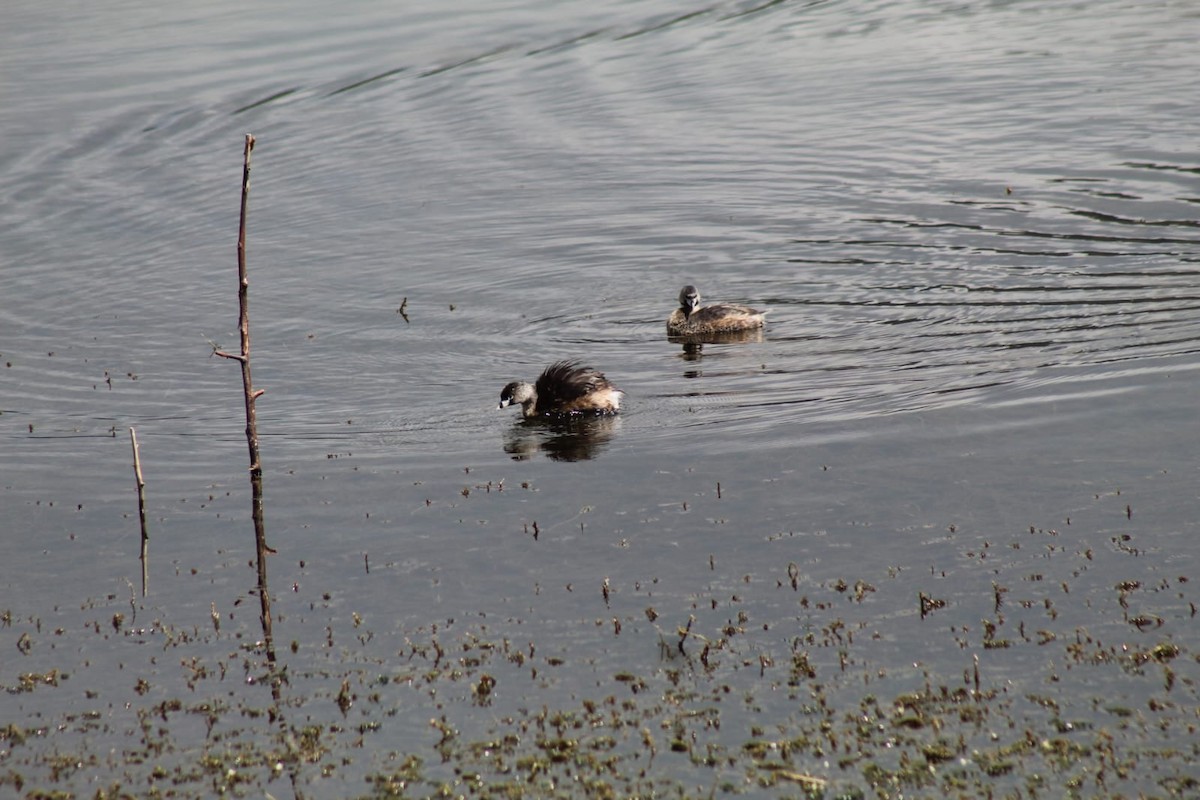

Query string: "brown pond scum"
[[1, 507, 1197, 800]]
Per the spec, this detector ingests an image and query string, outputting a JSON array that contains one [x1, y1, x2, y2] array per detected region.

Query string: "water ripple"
[[3, 0, 1199, 460]]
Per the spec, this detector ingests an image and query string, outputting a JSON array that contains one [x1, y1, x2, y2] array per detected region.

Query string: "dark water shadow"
[[502, 414, 621, 461], [669, 328, 765, 361]]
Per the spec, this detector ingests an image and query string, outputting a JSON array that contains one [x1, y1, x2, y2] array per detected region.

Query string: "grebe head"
[[498, 381, 535, 410], [678, 285, 701, 316]]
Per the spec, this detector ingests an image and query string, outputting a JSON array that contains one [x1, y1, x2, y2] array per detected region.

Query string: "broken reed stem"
[[130, 427, 148, 597], [216, 133, 275, 661]]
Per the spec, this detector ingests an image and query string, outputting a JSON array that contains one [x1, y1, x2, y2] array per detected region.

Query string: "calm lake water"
[[3, 1, 1200, 796]]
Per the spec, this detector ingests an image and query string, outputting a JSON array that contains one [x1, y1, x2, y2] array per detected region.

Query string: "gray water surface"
[[3, 0, 1199, 796]]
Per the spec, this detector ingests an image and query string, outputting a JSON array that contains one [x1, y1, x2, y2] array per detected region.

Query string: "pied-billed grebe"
[[667, 285, 766, 336], [498, 361, 623, 419]]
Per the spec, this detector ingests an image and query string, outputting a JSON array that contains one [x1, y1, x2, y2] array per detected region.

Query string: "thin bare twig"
[[221, 133, 275, 660], [130, 427, 148, 596]]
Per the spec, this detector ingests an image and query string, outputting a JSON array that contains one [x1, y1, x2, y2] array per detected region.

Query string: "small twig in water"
[[129, 427, 149, 597], [217, 133, 276, 659]]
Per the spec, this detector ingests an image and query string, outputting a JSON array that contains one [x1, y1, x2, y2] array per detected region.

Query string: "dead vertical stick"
[[213, 133, 274, 661], [130, 427, 148, 597]]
